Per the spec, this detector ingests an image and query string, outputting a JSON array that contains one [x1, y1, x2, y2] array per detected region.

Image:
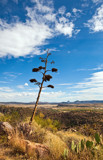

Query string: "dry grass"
[[56, 130, 92, 147], [9, 129, 26, 154], [43, 131, 67, 160], [0, 143, 26, 160]]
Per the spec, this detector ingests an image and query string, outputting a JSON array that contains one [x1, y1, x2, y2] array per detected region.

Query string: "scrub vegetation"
[[0, 104, 103, 160]]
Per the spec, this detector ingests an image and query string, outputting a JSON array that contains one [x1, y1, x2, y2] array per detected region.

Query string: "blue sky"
[[0, 0, 103, 102]]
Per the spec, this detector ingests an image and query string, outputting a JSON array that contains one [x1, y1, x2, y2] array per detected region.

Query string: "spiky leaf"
[[95, 133, 100, 144], [63, 148, 68, 159], [39, 66, 43, 69], [81, 140, 84, 151], [75, 145, 79, 153], [38, 66, 45, 70], [52, 68, 58, 72], [71, 141, 76, 152], [86, 141, 93, 149], [30, 79, 37, 83], [47, 85, 54, 88], [32, 68, 40, 72]]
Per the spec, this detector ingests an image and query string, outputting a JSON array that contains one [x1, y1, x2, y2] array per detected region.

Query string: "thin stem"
[[39, 71, 44, 74], [45, 70, 51, 72]]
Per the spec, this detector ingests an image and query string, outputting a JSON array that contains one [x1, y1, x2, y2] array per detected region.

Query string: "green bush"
[[0, 111, 20, 125], [34, 112, 60, 132]]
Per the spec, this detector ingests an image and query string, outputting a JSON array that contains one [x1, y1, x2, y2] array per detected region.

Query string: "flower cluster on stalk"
[[29, 51, 58, 89]]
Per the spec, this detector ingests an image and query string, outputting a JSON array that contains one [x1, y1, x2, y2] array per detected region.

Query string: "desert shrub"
[[9, 111, 20, 123], [0, 112, 11, 122], [0, 106, 33, 123], [0, 110, 21, 126], [76, 124, 98, 137], [34, 112, 60, 132]]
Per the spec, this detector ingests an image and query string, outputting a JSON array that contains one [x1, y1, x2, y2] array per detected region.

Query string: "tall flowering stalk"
[[29, 49, 58, 125]]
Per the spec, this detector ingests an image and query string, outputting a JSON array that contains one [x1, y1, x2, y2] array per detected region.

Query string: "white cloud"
[[0, 87, 13, 92], [17, 85, 24, 89], [67, 92, 103, 102], [77, 64, 103, 71], [81, 3, 89, 8], [55, 20, 74, 37], [0, 90, 66, 102], [85, 4, 103, 32], [70, 71, 103, 91], [3, 72, 22, 80], [44, 13, 56, 22], [1, 71, 103, 102], [24, 83, 29, 86], [67, 51, 71, 54], [92, 0, 102, 4], [31, 0, 54, 14], [0, 19, 52, 57], [66, 12, 71, 17], [0, 0, 79, 58], [72, 8, 82, 21], [72, 8, 82, 14], [92, 0, 99, 2], [62, 71, 103, 101], [58, 83, 72, 86], [74, 29, 80, 35], [49, 48, 60, 52], [17, 83, 29, 89], [0, 81, 8, 84], [58, 6, 66, 15]]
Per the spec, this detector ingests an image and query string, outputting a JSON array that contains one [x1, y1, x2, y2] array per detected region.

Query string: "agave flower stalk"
[[29, 50, 58, 125]]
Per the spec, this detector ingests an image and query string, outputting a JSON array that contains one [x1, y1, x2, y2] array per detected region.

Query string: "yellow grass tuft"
[[9, 129, 26, 154], [44, 131, 67, 159], [57, 130, 92, 147]]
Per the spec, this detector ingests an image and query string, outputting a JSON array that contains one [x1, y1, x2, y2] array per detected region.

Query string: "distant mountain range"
[[59, 100, 103, 105], [0, 100, 103, 105]]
